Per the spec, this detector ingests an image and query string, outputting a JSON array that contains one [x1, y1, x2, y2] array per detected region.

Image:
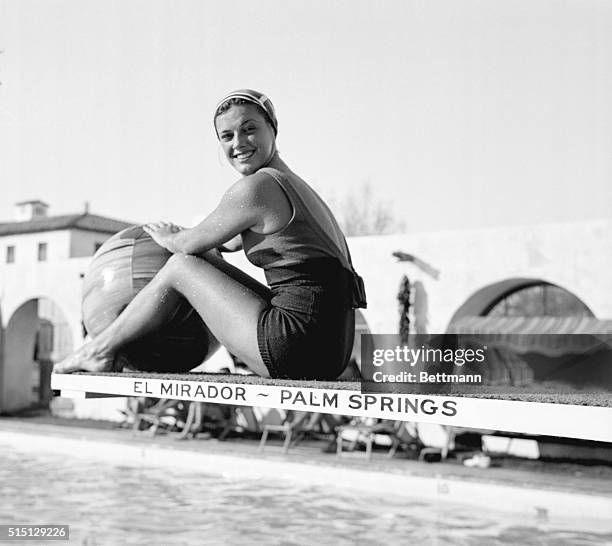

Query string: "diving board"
[[51, 372, 612, 443]]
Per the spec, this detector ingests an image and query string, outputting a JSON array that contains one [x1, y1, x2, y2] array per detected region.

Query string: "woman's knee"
[[159, 253, 207, 284]]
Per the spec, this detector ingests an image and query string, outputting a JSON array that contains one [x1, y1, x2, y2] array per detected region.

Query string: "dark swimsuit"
[[243, 167, 363, 380], [257, 259, 355, 380]]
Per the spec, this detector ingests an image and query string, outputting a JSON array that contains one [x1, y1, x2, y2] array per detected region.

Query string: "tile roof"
[[0, 213, 135, 236]]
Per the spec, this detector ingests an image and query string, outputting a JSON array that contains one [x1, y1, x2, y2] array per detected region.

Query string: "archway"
[[447, 279, 607, 388], [1, 298, 73, 413], [448, 278, 594, 326]]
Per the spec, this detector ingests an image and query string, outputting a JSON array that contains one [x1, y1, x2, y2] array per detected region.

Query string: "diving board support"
[[54, 389, 124, 399], [51, 373, 612, 443]]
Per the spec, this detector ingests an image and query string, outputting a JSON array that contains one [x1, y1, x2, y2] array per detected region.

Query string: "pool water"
[[0, 449, 610, 546]]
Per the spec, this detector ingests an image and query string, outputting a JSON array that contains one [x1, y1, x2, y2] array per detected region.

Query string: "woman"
[[54, 89, 366, 380]]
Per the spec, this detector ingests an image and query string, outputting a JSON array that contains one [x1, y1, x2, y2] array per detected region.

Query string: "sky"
[[1, 0, 611, 233]]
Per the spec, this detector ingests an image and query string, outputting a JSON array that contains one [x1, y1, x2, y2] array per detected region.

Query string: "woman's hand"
[[143, 221, 184, 253]]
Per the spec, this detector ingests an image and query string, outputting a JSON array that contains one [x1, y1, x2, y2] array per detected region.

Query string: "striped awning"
[[448, 316, 612, 357]]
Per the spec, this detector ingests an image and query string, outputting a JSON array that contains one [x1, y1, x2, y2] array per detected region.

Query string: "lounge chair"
[[129, 397, 188, 436]]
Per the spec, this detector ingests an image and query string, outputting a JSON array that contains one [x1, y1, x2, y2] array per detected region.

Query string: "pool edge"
[[0, 425, 611, 531]]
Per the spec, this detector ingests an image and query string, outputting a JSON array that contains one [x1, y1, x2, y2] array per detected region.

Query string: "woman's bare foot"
[[53, 342, 121, 374]]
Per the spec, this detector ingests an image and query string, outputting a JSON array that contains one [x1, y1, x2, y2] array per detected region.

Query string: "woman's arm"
[[144, 172, 291, 254], [218, 234, 243, 253]]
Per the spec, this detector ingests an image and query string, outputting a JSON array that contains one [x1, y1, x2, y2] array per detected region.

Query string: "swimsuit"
[[241, 167, 362, 380]]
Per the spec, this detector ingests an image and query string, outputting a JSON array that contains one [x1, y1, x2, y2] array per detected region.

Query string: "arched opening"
[[1, 298, 74, 413], [448, 278, 594, 325], [448, 279, 610, 389]]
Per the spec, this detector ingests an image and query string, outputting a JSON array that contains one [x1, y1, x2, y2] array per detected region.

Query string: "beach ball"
[[82, 225, 220, 372]]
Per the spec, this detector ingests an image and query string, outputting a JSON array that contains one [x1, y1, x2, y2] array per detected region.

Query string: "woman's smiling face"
[[215, 104, 276, 176]]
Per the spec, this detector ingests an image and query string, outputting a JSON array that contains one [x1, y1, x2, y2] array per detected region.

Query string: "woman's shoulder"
[[226, 170, 291, 207], [257, 165, 312, 193], [256, 166, 288, 184], [236, 168, 285, 190]]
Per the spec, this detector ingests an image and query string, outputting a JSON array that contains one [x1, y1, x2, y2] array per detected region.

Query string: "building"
[[1, 200, 611, 416], [346, 219, 612, 334], [0, 200, 133, 412]]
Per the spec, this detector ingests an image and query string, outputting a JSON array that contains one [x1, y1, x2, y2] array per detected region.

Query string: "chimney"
[[84, 201, 90, 214], [14, 200, 50, 222]]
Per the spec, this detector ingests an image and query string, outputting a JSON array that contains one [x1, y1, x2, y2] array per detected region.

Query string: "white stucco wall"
[[0, 228, 115, 269], [69, 231, 111, 258], [0, 231, 71, 263], [348, 218, 612, 335], [0, 252, 91, 413], [0, 257, 90, 340]]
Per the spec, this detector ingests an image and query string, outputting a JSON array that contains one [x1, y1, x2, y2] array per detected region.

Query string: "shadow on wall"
[[413, 281, 429, 335], [1, 298, 73, 414], [3, 300, 38, 413]]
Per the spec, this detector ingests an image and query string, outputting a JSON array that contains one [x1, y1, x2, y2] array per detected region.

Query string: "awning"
[[448, 316, 612, 357]]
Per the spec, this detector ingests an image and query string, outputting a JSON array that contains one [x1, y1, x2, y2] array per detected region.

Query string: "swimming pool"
[[1, 443, 611, 546]]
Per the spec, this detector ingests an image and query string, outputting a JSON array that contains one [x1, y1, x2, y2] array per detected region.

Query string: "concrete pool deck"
[[0, 416, 611, 531]]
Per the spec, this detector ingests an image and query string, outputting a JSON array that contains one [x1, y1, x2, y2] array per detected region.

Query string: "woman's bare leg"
[[54, 252, 273, 376]]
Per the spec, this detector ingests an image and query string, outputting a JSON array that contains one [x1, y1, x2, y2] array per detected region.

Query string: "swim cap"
[[214, 89, 278, 136]]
